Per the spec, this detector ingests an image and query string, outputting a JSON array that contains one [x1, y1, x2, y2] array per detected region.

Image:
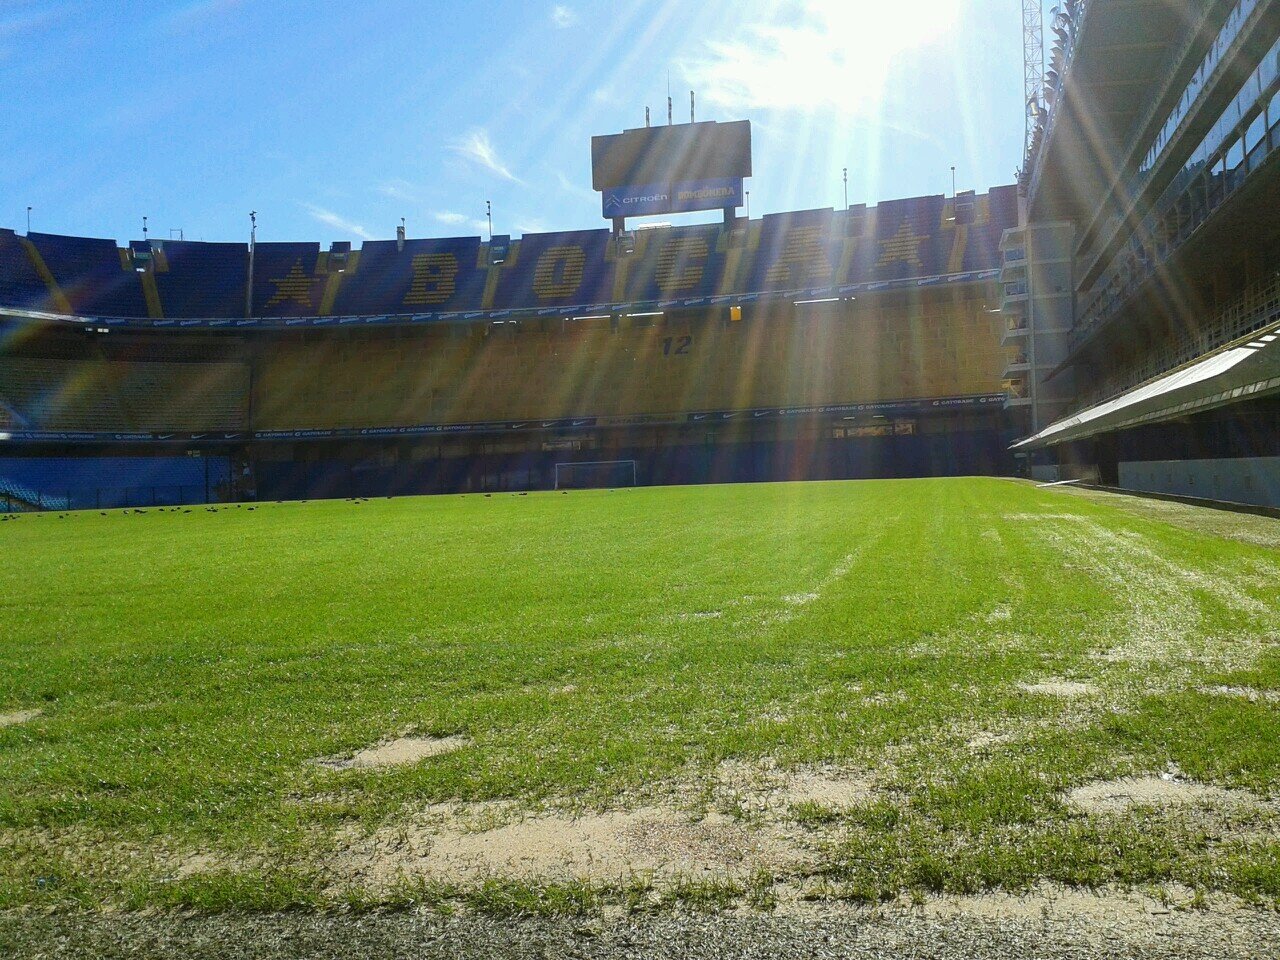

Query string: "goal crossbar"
[[553, 460, 638, 490]]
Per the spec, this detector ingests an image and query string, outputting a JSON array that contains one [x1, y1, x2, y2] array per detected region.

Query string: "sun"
[[689, 0, 962, 113]]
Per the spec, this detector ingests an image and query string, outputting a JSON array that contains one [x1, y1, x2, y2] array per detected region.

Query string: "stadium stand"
[[0, 357, 131, 431], [0, 357, 249, 433], [0, 188, 1017, 325], [621, 223, 729, 301], [493, 229, 617, 310], [330, 237, 489, 315], [0, 229, 49, 311], [251, 242, 326, 318], [0, 475, 68, 511], [152, 240, 248, 318], [0, 186, 1021, 503], [0, 455, 231, 511], [1008, 1, 1280, 503], [26, 233, 148, 318], [246, 290, 1002, 431]]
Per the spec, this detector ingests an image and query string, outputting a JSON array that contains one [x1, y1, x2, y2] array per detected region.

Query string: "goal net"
[[553, 460, 638, 490]]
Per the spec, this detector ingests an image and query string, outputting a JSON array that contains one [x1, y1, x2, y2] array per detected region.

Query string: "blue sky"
[[1, 0, 1027, 245]]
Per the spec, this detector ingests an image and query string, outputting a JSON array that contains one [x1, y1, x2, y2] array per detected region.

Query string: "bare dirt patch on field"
[[982, 603, 1013, 624], [713, 759, 878, 815], [673, 610, 723, 621], [1066, 775, 1265, 816], [1018, 679, 1099, 698], [319, 761, 878, 891], [781, 770, 876, 810], [965, 729, 1015, 750], [333, 807, 809, 888], [1202, 685, 1280, 705], [314, 735, 468, 771], [0, 709, 41, 728]]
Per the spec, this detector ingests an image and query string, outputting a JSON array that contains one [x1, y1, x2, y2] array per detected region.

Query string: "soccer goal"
[[553, 460, 638, 490]]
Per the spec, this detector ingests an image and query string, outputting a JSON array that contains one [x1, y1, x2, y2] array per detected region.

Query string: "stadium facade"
[[1010, 0, 1280, 506], [0, 188, 1022, 507]]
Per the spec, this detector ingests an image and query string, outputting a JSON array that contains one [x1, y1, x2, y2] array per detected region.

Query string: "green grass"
[[1, 478, 1278, 912]]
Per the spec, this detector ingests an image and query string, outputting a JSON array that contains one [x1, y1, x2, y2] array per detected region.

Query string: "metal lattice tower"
[[1022, 0, 1045, 161]]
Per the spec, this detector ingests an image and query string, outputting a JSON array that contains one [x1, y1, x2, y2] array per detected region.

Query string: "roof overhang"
[[1013, 321, 1280, 450], [1028, 1, 1205, 223]]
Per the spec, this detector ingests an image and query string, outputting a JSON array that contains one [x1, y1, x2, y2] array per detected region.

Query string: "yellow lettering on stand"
[[403, 253, 459, 305], [764, 226, 833, 287], [532, 246, 587, 299], [655, 236, 708, 294]]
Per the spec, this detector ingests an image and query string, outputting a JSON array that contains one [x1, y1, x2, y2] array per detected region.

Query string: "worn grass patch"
[[1, 477, 1278, 912]]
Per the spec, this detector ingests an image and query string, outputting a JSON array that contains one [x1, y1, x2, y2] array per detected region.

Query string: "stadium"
[[0, 186, 1019, 507], [1, 2, 1279, 958]]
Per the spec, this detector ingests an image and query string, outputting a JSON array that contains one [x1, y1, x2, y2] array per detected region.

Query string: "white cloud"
[[378, 179, 421, 202], [433, 211, 489, 234], [556, 172, 595, 199], [301, 203, 375, 240], [551, 5, 577, 28], [685, 0, 960, 113], [515, 219, 550, 236], [448, 129, 522, 184]]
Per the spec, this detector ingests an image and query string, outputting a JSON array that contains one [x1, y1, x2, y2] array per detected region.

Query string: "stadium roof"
[[1013, 320, 1280, 450], [1028, 0, 1214, 223]]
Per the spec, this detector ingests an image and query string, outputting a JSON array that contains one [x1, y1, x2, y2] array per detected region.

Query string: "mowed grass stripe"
[[0, 477, 1277, 909]]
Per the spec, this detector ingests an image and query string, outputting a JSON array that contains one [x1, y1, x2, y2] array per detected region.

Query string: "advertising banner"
[[601, 177, 743, 218]]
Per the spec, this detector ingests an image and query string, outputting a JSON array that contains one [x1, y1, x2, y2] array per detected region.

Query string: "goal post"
[[553, 460, 638, 490]]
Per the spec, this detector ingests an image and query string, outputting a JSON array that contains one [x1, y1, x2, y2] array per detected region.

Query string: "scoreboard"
[[591, 120, 752, 220]]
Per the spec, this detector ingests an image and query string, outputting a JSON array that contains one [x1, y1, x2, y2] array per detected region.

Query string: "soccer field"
[[1, 478, 1278, 915]]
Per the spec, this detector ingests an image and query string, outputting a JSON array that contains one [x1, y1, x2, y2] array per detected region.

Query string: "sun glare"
[[689, 0, 961, 113]]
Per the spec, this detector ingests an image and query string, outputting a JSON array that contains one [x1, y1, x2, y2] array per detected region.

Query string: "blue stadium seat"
[[623, 223, 730, 302], [0, 187, 1018, 321], [26, 233, 148, 317], [492, 229, 615, 310], [0, 229, 50, 311], [252, 242, 325, 317], [331, 237, 487, 315], [747, 208, 840, 291], [0, 456, 231, 510], [153, 240, 248, 318], [865, 195, 948, 282]]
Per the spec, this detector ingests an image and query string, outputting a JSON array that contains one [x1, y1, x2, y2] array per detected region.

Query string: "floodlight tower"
[[1022, 0, 1045, 162]]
